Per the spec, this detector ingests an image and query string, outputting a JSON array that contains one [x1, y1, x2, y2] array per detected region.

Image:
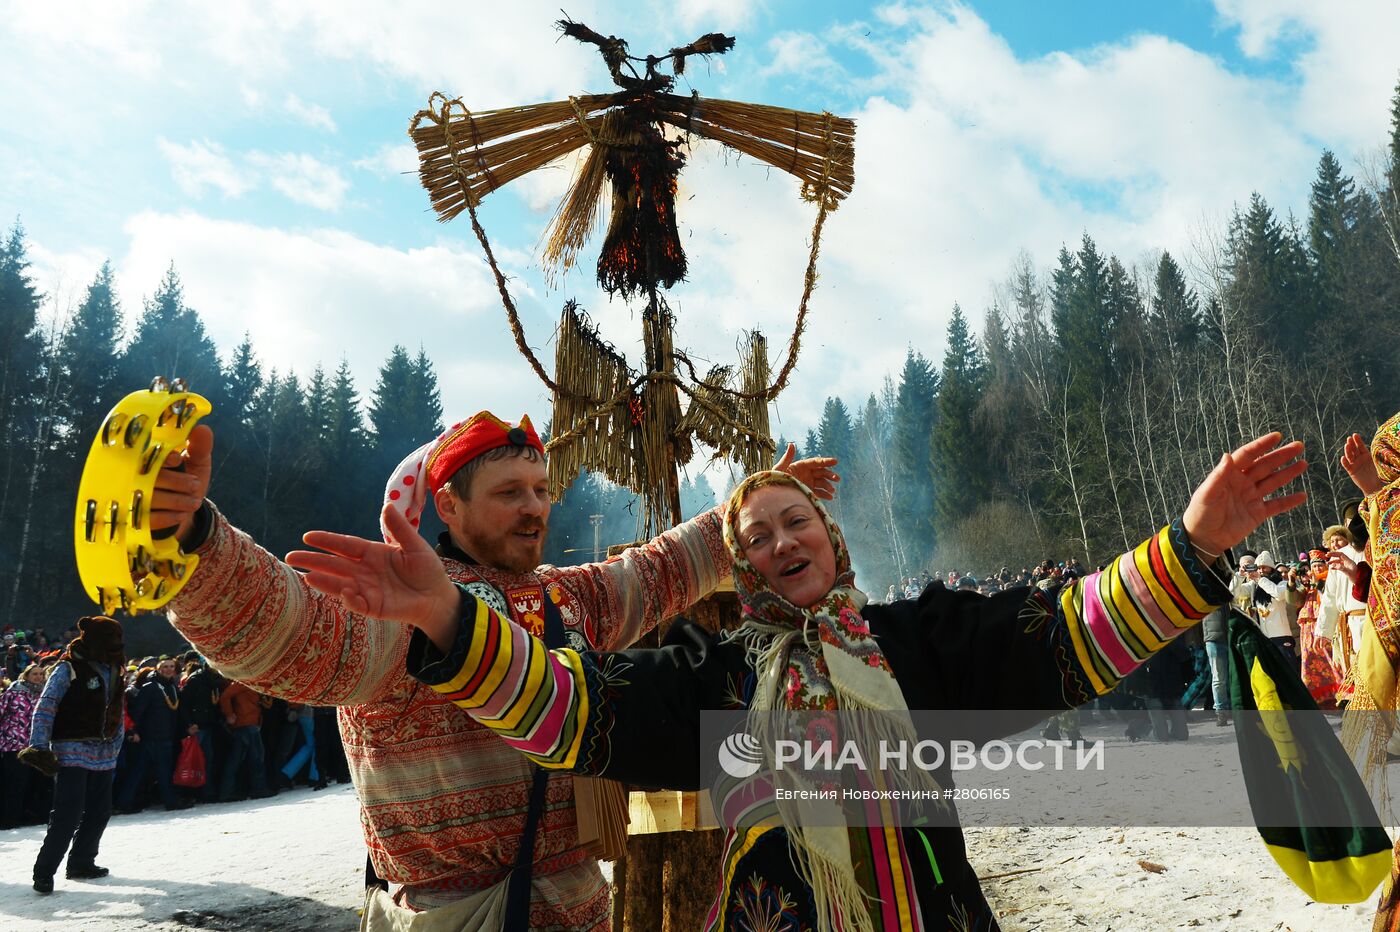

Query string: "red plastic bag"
[[173, 735, 206, 788]]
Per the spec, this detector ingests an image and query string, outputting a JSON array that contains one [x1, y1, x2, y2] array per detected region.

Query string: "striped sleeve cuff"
[[406, 583, 590, 769], [1059, 518, 1231, 697]]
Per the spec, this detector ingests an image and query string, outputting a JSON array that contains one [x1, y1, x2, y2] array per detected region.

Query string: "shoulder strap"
[[503, 591, 565, 929]]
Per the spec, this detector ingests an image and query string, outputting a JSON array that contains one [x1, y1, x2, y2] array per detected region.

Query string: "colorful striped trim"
[[422, 588, 590, 769], [1059, 520, 1226, 696]]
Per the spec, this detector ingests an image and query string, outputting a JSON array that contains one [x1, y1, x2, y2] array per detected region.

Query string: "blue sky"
[[3, 1, 1398, 467]]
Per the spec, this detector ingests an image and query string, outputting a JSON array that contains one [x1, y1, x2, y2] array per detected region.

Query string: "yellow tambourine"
[[74, 377, 211, 615]]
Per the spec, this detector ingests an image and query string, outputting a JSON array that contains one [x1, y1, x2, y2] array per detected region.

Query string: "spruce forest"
[[2, 83, 1400, 627]]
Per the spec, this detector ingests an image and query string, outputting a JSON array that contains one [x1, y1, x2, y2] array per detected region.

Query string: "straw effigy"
[[546, 301, 640, 502], [408, 91, 853, 233], [674, 332, 775, 476], [407, 21, 856, 532]]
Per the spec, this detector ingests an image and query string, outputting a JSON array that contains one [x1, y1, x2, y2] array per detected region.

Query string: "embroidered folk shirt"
[[167, 502, 728, 926]]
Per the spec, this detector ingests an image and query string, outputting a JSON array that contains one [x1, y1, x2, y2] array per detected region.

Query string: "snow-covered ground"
[[0, 785, 364, 931], [0, 766, 1383, 931], [970, 824, 1372, 931]]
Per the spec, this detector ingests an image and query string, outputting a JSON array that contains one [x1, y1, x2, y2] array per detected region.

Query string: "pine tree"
[[224, 336, 262, 425], [975, 303, 1026, 507], [1387, 76, 1400, 207], [1149, 252, 1199, 357], [1053, 234, 1116, 403], [55, 261, 123, 446], [0, 221, 46, 551], [1279, 212, 1321, 352], [369, 346, 445, 498], [1224, 193, 1299, 355], [212, 336, 264, 527], [315, 358, 370, 534], [369, 345, 421, 457], [1105, 255, 1143, 369], [845, 390, 903, 587], [543, 471, 606, 566], [1308, 150, 1359, 314], [815, 396, 854, 522], [891, 349, 938, 564], [305, 365, 331, 442], [122, 264, 225, 404], [29, 261, 125, 617], [411, 347, 444, 437], [930, 306, 986, 535], [680, 472, 716, 520]]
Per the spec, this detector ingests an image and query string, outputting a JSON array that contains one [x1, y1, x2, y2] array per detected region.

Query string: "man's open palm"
[[287, 505, 458, 636]]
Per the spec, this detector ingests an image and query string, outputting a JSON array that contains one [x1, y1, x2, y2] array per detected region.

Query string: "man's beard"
[[460, 519, 548, 574]]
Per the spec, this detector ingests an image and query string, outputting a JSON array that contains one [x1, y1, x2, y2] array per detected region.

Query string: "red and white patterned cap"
[[380, 411, 543, 541]]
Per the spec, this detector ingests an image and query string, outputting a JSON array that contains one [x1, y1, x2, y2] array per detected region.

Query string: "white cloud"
[[247, 152, 351, 210], [112, 212, 554, 421], [158, 138, 255, 199], [564, 1, 1396, 431], [11, 0, 1400, 446], [283, 93, 336, 132], [27, 241, 111, 330], [206, 2, 607, 108], [158, 138, 351, 211], [353, 143, 419, 178], [5, 0, 160, 74], [1213, 0, 1400, 152], [667, 0, 764, 32], [764, 31, 844, 80]]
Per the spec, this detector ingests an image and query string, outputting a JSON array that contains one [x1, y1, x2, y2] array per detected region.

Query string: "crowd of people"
[[871, 433, 1386, 757], [3, 401, 1397, 929], [883, 558, 1090, 601], [0, 626, 351, 838]]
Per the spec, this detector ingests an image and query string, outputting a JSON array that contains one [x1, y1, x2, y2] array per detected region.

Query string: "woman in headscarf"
[[287, 432, 1305, 932], [1331, 412, 1400, 930], [1338, 415, 1400, 754]]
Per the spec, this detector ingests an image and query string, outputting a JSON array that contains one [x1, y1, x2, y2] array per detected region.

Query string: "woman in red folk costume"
[[1296, 549, 1341, 708]]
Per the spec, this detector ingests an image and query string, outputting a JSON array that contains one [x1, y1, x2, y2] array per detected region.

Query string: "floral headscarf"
[[1373, 412, 1400, 486], [722, 472, 929, 932]]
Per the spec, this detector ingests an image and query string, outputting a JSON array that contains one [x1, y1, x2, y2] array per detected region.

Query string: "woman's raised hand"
[[1183, 433, 1307, 559], [772, 443, 841, 500], [1341, 432, 1384, 497]]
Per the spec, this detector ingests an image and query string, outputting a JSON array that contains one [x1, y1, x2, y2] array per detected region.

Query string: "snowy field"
[[0, 785, 365, 931], [0, 742, 1387, 931]]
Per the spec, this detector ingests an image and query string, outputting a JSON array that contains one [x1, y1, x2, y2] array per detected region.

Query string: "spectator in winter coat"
[[1252, 551, 1299, 664], [22, 616, 126, 894], [178, 661, 222, 800], [1, 663, 46, 828], [116, 658, 191, 812], [217, 679, 270, 801], [1231, 552, 1259, 616]]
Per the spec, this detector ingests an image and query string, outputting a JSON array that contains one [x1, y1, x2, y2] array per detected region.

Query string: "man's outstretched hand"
[[773, 443, 840, 500], [1183, 432, 1307, 560], [287, 505, 460, 651]]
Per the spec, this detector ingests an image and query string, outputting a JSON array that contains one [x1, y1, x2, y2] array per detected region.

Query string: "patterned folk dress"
[[166, 501, 728, 928], [1297, 585, 1341, 709], [408, 519, 1230, 932]]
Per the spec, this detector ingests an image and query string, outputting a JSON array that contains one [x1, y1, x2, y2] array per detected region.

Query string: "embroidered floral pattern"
[[730, 873, 811, 932]]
